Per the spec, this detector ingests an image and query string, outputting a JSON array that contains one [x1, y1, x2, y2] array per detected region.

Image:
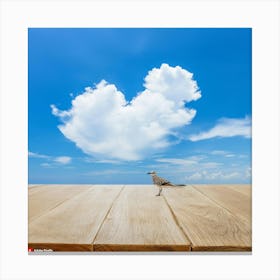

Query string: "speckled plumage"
[[147, 171, 175, 196], [151, 174, 174, 187]]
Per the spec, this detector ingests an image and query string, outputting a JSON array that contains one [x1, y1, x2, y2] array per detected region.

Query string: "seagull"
[[147, 171, 185, 196]]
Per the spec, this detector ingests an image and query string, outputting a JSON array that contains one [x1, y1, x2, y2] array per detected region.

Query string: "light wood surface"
[[227, 184, 251, 197], [193, 185, 251, 224], [163, 186, 251, 251], [28, 184, 251, 252], [28, 185, 92, 222], [93, 186, 190, 251], [29, 185, 123, 251]]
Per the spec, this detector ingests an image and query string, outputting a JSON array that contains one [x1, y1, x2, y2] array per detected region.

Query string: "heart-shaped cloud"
[[51, 63, 201, 160]]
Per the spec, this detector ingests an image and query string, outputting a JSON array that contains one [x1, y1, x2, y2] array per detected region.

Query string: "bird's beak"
[[147, 172, 151, 174]]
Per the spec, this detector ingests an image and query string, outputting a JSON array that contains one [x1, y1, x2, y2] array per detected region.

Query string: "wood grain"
[[28, 185, 252, 252], [193, 184, 251, 224], [28, 185, 93, 222], [28, 185, 123, 251], [93, 185, 190, 251], [227, 184, 251, 197], [164, 186, 251, 251], [28, 186, 42, 195]]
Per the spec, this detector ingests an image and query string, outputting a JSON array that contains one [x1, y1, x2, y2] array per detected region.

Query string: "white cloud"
[[156, 158, 197, 166], [54, 156, 72, 164], [28, 151, 49, 159], [51, 63, 201, 160], [210, 150, 235, 157], [155, 157, 220, 169], [40, 163, 52, 168], [201, 162, 222, 168], [187, 172, 203, 180], [225, 154, 235, 158], [238, 154, 248, 159], [149, 154, 250, 183], [245, 167, 252, 178], [29, 151, 72, 166], [211, 150, 227, 155], [84, 157, 121, 164], [84, 169, 142, 176], [186, 170, 241, 182], [189, 116, 251, 141]]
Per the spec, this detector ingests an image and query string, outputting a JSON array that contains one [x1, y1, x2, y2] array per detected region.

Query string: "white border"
[[0, 0, 279, 279]]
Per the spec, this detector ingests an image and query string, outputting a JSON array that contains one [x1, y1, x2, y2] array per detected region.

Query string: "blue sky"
[[28, 28, 251, 184]]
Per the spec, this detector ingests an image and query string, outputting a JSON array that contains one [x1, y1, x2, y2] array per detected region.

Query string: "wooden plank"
[[28, 185, 47, 195], [164, 186, 251, 251], [193, 185, 251, 224], [227, 184, 251, 197], [28, 185, 93, 222], [28, 186, 42, 195], [28, 185, 123, 251], [191, 184, 251, 197], [93, 185, 190, 251]]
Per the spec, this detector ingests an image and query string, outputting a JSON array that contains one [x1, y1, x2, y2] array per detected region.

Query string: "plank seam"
[[191, 185, 250, 226], [227, 185, 251, 197], [29, 187, 94, 224], [166, 186, 251, 251], [162, 193, 193, 250], [91, 185, 125, 250]]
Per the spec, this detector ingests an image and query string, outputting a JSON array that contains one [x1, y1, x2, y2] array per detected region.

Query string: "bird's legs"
[[156, 186, 162, 196]]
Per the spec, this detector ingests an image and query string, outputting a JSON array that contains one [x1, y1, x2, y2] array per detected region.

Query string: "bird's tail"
[[167, 183, 186, 187]]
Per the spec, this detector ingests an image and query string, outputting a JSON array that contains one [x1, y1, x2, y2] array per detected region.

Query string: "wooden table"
[[28, 184, 251, 252]]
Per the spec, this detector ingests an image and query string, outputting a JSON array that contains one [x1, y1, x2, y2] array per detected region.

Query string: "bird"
[[147, 171, 185, 196]]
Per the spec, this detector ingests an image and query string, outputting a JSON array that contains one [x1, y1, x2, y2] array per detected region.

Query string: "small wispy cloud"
[[187, 172, 203, 180], [186, 170, 242, 182], [155, 156, 221, 170], [210, 150, 228, 155], [201, 162, 222, 168], [54, 156, 72, 164], [238, 154, 249, 159], [28, 151, 50, 159], [245, 167, 252, 178], [84, 169, 143, 176], [29, 151, 72, 167], [40, 163, 52, 168], [189, 116, 251, 141], [83, 157, 121, 164], [210, 150, 235, 157], [155, 158, 197, 166], [225, 154, 235, 158]]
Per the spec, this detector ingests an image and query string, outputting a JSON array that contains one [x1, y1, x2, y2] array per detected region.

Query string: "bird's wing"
[[157, 176, 174, 186]]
